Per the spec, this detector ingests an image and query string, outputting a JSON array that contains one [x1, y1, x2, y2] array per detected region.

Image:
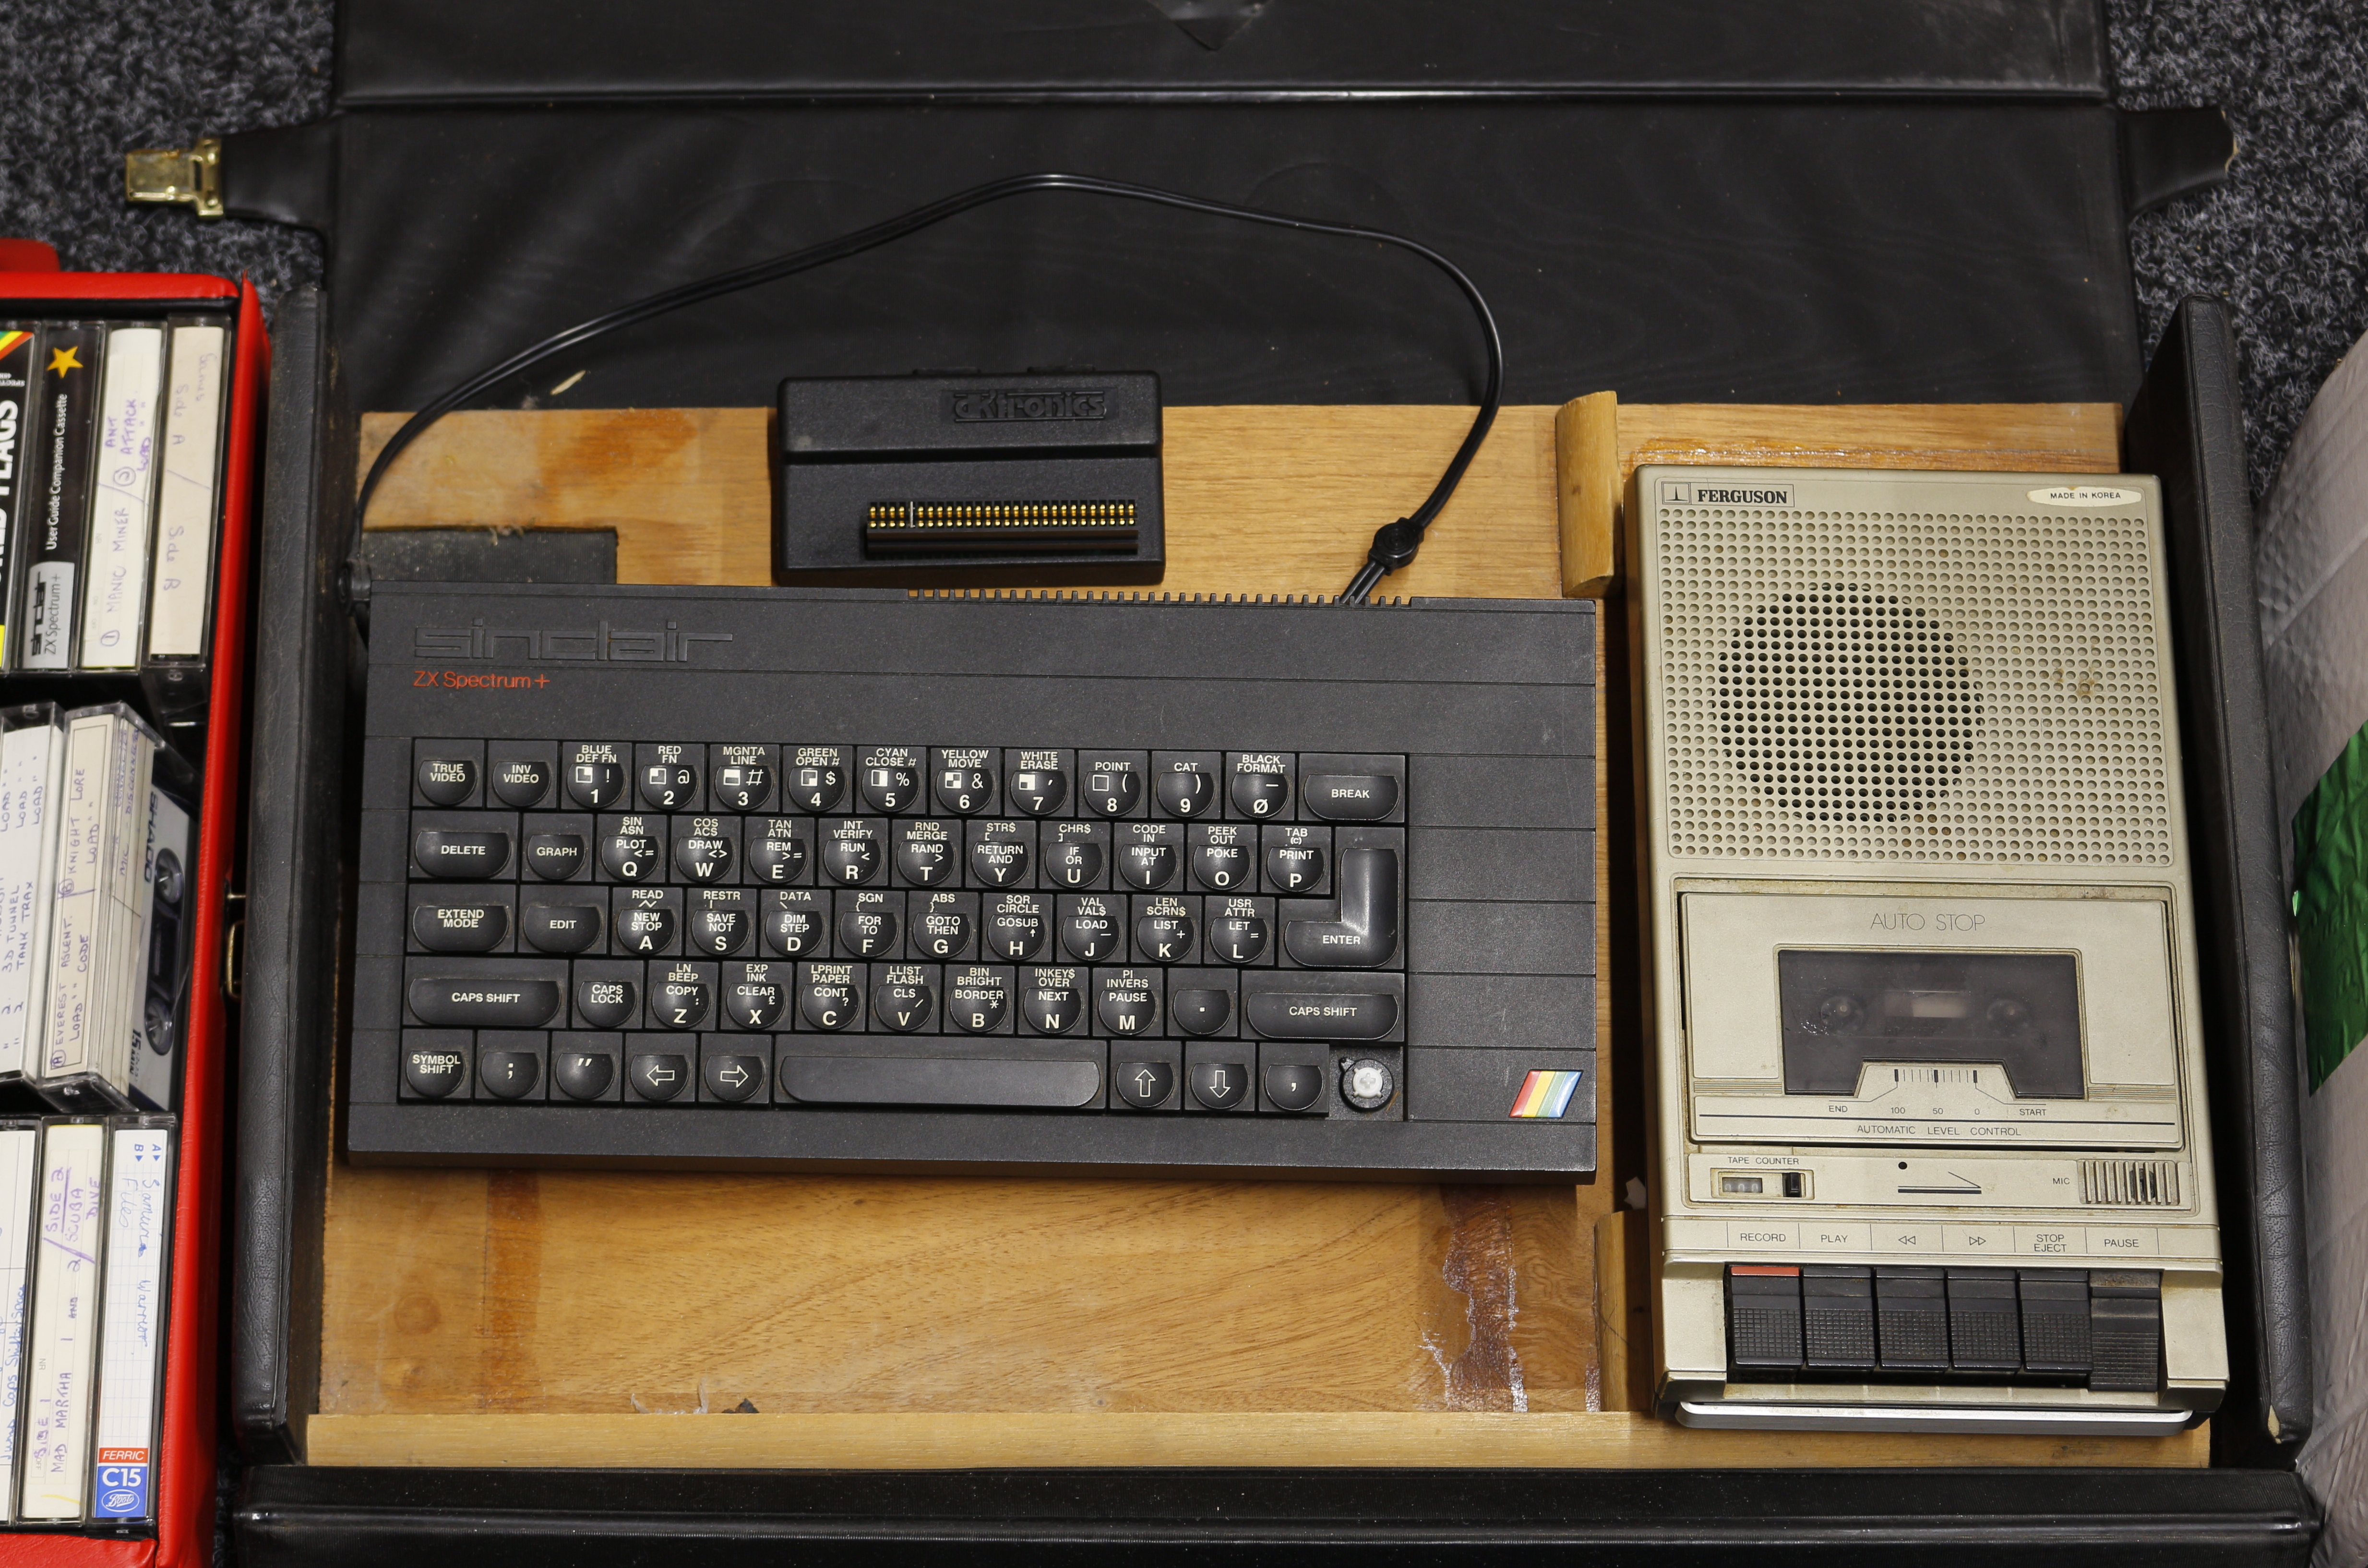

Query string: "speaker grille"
[[1658, 503, 2173, 864]]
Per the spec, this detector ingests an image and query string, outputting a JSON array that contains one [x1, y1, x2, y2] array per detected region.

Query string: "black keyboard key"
[[778, 1055, 1101, 1109], [408, 974, 562, 1029], [1282, 845, 1400, 969], [1304, 774, 1398, 822], [819, 818, 885, 886], [893, 820, 957, 886], [1171, 987, 1232, 1037], [1095, 968, 1161, 1037], [1227, 752, 1293, 820], [412, 895, 509, 953], [478, 1045, 543, 1101], [639, 748, 701, 811], [966, 821, 1033, 887], [402, 1034, 470, 1099], [1057, 894, 1122, 962], [685, 889, 753, 956], [931, 747, 999, 815], [1188, 823, 1254, 892], [574, 974, 640, 1029], [1206, 898, 1274, 966], [1005, 750, 1070, 816], [1080, 753, 1146, 818], [723, 961, 789, 1029], [945, 965, 1012, 1032], [872, 966, 938, 1033], [912, 892, 977, 960], [1043, 822, 1108, 888], [1133, 897, 1197, 964], [1187, 1059, 1249, 1111], [986, 892, 1050, 961], [1021, 967, 1085, 1034], [1242, 985, 1397, 1041], [650, 964, 715, 1029], [837, 891, 902, 958], [628, 1051, 691, 1102], [550, 1041, 619, 1101], [710, 745, 778, 812], [746, 817, 813, 885], [1263, 1062, 1324, 1112], [673, 817, 738, 884], [488, 749, 555, 809], [414, 826, 514, 880], [1263, 825, 1329, 894], [859, 746, 924, 814], [1115, 823, 1183, 892], [598, 816, 663, 882], [1152, 753, 1219, 819], [563, 743, 629, 809], [2089, 1271, 2163, 1393], [1113, 1060, 1176, 1109], [520, 901, 603, 955], [702, 1047, 768, 1103], [763, 889, 827, 958], [2018, 1270, 2092, 1373], [613, 892, 679, 956], [522, 824, 589, 882], [415, 754, 478, 807], [785, 747, 849, 813], [797, 961, 864, 1030]]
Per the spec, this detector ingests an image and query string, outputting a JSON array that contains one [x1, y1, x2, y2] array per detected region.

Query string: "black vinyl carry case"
[[224, 1, 2314, 1556]]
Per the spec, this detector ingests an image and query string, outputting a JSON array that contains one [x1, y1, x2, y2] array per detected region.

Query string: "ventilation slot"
[[2080, 1159, 2181, 1207], [1655, 503, 2173, 865]]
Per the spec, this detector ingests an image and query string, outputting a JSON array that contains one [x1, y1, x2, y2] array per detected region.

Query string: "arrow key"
[[701, 1047, 768, 1104], [1113, 1059, 1177, 1110], [1187, 1058, 1250, 1112], [628, 1051, 692, 1103]]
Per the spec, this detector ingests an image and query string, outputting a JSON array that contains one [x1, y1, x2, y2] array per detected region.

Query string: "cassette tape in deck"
[[1630, 467, 2225, 1434]]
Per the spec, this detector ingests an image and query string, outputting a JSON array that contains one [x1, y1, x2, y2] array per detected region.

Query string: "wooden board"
[[316, 398, 2189, 1470], [304, 1410, 2208, 1470], [359, 405, 1563, 599]]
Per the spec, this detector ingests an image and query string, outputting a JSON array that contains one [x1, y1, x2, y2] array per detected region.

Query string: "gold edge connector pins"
[[124, 137, 224, 218]]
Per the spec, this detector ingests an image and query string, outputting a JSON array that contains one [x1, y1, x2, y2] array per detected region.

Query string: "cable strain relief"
[[1365, 516, 1424, 574]]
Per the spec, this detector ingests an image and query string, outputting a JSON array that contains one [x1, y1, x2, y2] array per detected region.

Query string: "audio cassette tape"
[[1629, 466, 2225, 1434]]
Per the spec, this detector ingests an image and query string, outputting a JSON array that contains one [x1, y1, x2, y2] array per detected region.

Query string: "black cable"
[[345, 171, 1503, 608]]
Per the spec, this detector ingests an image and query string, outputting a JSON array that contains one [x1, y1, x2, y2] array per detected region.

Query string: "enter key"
[[1282, 838, 1402, 969]]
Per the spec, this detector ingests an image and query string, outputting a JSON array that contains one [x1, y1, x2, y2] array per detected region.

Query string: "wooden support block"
[[1550, 397, 2125, 598]]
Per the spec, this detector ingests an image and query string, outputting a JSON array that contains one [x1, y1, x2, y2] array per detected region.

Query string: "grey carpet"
[[1, 1, 2360, 498]]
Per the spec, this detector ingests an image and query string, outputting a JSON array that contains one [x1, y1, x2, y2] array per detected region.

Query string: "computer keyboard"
[[348, 584, 1597, 1179]]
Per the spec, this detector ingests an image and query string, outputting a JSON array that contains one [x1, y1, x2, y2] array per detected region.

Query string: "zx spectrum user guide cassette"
[[1628, 466, 2225, 1434]]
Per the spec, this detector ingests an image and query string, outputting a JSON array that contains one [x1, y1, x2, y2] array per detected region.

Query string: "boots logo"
[[413, 619, 733, 663], [948, 388, 1108, 422]]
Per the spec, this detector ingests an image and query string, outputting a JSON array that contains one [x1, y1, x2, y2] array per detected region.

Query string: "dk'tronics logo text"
[[947, 388, 1109, 422]]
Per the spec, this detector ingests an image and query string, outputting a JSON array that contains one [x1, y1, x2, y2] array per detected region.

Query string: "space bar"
[[781, 1056, 1103, 1109]]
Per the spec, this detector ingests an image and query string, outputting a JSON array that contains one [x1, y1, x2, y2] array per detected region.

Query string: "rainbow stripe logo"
[[1508, 1069, 1583, 1119]]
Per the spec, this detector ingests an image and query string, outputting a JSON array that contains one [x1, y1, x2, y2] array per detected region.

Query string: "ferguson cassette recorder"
[[1630, 467, 2224, 1434]]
